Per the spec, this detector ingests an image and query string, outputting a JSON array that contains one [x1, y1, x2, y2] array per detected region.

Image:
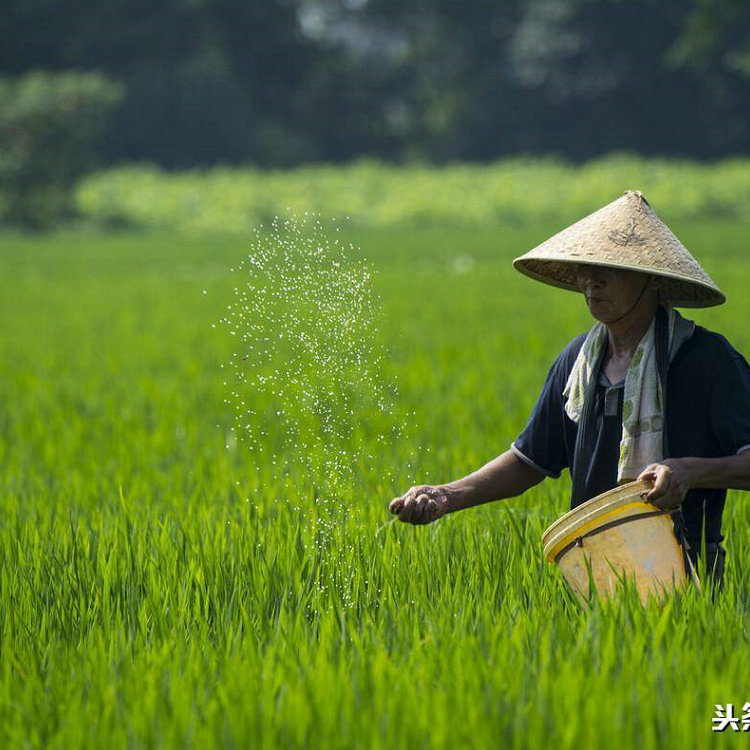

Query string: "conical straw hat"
[[513, 191, 725, 308]]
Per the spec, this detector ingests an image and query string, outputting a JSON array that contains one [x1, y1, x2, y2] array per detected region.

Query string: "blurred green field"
[[2, 214, 750, 749], [77, 156, 750, 234]]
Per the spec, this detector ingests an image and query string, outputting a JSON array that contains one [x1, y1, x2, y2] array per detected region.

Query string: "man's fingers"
[[390, 486, 420, 516], [390, 486, 446, 525], [425, 498, 439, 521], [399, 497, 416, 523], [396, 492, 438, 524], [407, 494, 429, 524], [643, 472, 667, 502], [638, 471, 656, 497], [653, 470, 668, 493], [642, 486, 658, 502], [652, 482, 680, 510], [637, 466, 682, 510]]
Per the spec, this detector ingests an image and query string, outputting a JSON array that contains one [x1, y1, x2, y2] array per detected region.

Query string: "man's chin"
[[585, 304, 611, 324]]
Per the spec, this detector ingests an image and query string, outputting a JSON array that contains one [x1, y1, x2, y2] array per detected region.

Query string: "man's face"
[[573, 264, 655, 324]]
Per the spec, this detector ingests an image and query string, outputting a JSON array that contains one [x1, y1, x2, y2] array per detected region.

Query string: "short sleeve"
[[511, 351, 570, 478], [710, 342, 750, 456]]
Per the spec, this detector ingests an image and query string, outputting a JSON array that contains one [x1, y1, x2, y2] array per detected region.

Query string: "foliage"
[[671, 0, 750, 76], [1, 218, 750, 747], [0, 71, 122, 227], [3, 1, 750, 166], [98, 54, 259, 169], [76, 156, 750, 234]]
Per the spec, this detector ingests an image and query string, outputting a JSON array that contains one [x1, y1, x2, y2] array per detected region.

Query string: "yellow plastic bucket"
[[541, 479, 697, 604]]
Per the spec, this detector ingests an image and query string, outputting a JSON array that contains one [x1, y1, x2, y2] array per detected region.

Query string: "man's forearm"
[[684, 450, 750, 492], [442, 449, 546, 513]]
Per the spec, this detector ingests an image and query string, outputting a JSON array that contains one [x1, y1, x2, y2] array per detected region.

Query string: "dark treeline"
[[3, 0, 750, 167]]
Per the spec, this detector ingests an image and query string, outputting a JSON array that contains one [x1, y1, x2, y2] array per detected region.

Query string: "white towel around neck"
[[563, 305, 695, 483]]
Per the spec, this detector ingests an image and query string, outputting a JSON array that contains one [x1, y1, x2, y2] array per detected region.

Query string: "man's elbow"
[[507, 450, 548, 494]]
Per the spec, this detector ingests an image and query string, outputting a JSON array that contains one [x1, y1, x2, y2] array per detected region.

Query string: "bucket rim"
[[541, 479, 661, 561]]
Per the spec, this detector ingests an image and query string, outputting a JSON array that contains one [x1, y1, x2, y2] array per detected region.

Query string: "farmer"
[[388, 190, 750, 587]]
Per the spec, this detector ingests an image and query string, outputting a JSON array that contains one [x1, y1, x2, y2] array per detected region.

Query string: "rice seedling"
[[1, 210, 749, 748]]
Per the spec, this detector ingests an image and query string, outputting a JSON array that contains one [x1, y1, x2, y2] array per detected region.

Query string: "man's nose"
[[576, 266, 605, 291]]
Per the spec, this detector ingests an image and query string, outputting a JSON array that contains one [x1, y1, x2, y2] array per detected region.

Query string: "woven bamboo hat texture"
[[513, 190, 725, 308]]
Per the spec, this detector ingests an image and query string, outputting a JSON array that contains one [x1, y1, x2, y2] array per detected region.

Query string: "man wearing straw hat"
[[389, 190, 750, 588]]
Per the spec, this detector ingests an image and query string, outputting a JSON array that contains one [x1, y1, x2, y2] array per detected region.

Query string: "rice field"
[[2, 210, 750, 748], [76, 156, 750, 234]]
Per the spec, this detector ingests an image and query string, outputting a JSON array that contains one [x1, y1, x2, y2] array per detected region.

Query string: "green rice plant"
[[75, 156, 750, 235], [1, 216, 750, 748]]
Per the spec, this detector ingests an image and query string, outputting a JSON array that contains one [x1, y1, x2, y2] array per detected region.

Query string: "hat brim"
[[513, 256, 726, 309]]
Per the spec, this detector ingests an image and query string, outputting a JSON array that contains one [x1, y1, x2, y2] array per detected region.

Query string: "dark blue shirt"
[[512, 325, 750, 549]]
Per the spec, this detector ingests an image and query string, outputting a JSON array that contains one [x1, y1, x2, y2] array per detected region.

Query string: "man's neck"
[[606, 304, 659, 359]]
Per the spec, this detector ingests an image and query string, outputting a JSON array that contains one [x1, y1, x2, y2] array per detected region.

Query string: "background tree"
[[0, 0, 749, 167]]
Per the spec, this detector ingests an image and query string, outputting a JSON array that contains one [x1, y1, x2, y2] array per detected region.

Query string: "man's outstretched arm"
[[389, 450, 546, 524], [445, 449, 547, 511]]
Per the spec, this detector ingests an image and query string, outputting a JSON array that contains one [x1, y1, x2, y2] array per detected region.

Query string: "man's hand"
[[637, 459, 694, 510], [388, 485, 453, 525]]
